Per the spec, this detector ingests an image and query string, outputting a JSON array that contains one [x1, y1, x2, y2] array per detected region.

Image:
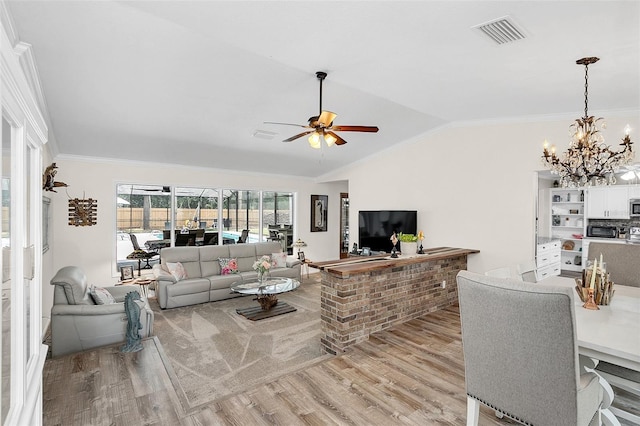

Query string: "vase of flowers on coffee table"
[[253, 255, 276, 309], [253, 255, 271, 283]]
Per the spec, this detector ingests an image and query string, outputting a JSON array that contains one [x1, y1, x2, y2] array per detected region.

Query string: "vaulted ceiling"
[[6, 1, 639, 177]]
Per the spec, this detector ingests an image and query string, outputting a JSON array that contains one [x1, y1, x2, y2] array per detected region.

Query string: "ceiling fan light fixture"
[[308, 132, 321, 149], [324, 131, 337, 147]]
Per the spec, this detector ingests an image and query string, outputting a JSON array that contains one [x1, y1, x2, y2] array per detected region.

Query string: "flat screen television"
[[358, 210, 417, 253]]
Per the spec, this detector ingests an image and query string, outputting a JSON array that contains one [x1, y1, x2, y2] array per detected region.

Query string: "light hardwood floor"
[[43, 304, 529, 425]]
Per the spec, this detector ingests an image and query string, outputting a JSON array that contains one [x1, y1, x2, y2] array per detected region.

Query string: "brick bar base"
[[320, 254, 470, 355]]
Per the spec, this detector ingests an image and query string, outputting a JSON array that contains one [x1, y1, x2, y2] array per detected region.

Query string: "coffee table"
[[231, 277, 300, 321]]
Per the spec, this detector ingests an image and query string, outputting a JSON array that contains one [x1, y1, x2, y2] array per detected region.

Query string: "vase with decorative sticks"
[[575, 257, 615, 308]]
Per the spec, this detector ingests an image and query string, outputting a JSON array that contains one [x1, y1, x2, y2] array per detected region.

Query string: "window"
[[262, 192, 294, 253], [115, 185, 295, 272], [115, 184, 170, 267], [175, 187, 219, 246], [222, 190, 260, 243]]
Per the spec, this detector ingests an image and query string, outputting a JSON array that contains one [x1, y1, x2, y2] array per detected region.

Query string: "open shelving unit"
[[550, 188, 586, 273]]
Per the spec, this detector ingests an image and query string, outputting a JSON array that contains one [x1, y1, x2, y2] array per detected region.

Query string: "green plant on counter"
[[398, 233, 418, 242]]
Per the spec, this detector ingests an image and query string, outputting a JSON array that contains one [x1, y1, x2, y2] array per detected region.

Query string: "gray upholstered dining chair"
[[457, 270, 604, 426], [516, 260, 538, 283], [587, 242, 640, 287]]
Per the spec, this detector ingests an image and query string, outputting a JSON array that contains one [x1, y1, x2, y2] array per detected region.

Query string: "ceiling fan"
[[265, 71, 379, 149]]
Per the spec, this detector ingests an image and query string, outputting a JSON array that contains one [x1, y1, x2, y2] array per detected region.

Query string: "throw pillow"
[[218, 257, 238, 275], [90, 286, 116, 305], [166, 262, 188, 281], [271, 252, 287, 268]]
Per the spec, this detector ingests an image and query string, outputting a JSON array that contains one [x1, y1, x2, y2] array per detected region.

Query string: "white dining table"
[[540, 276, 640, 423], [540, 275, 640, 372]]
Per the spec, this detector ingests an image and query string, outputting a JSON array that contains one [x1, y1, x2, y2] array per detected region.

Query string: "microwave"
[[630, 199, 640, 217], [586, 225, 618, 239]]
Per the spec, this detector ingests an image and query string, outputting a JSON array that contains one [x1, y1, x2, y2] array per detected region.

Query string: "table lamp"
[[291, 238, 307, 259]]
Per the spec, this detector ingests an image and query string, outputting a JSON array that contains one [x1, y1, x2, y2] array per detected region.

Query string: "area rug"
[[150, 275, 331, 412]]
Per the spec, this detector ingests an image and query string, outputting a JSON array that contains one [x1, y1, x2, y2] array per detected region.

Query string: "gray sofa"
[[152, 241, 301, 309], [49, 266, 155, 357]]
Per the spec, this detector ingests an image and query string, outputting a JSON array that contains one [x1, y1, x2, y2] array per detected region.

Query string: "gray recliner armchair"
[[49, 266, 154, 357]]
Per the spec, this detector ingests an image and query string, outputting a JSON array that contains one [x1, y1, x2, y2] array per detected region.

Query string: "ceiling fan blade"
[[318, 110, 337, 127], [326, 131, 347, 146], [331, 125, 379, 133], [264, 121, 309, 128], [283, 130, 314, 142]]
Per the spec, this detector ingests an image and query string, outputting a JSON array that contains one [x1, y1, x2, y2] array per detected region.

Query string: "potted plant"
[[398, 233, 418, 255]]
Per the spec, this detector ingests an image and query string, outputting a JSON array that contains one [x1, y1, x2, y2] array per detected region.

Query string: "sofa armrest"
[[52, 303, 126, 316], [106, 285, 141, 302], [286, 257, 301, 268]]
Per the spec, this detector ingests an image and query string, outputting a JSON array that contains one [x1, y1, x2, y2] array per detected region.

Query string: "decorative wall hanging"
[[42, 162, 68, 192], [68, 198, 97, 226], [310, 194, 328, 232]]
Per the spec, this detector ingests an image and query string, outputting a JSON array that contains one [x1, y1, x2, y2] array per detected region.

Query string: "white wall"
[[47, 157, 346, 289], [323, 112, 639, 274]]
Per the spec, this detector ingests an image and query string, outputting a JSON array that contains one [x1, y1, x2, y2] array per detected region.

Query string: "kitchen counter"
[[314, 246, 479, 354], [583, 237, 631, 244], [309, 247, 478, 277], [537, 236, 561, 245]]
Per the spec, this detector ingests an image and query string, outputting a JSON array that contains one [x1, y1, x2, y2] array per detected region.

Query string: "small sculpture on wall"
[[42, 163, 68, 192], [68, 198, 97, 226]]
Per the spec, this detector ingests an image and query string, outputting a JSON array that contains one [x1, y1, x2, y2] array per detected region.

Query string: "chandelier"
[[542, 57, 634, 187]]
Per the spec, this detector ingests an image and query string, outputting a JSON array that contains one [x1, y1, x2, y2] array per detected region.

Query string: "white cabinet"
[[586, 186, 630, 219], [549, 189, 586, 273], [536, 239, 561, 279], [628, 186, 640, 200]]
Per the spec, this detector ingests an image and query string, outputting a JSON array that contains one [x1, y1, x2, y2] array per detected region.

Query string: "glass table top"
[[230, 277, 300, 295]]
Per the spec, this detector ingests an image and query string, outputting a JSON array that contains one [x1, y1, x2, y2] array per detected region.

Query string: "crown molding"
[[0, 1, 19, 46], [1, 1, 59, 156], [13, 41, 59, 155], [1, 28, 47, 145]]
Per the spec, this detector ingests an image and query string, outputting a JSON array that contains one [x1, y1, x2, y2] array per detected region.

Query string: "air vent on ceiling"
[[473, 16, 526, 45], [252, 129, 277, 140]]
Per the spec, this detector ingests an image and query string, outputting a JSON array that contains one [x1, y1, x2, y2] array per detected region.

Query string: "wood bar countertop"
[[309, 246, 479, 277]]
